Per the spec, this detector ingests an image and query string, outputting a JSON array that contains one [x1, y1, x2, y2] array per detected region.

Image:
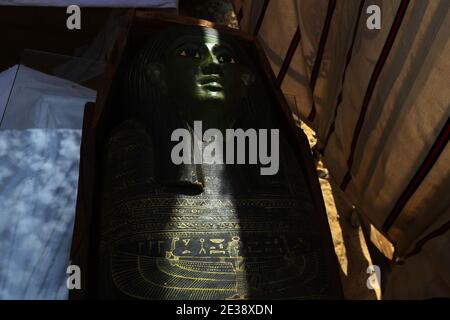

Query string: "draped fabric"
[[0, 65, 96, 299], [233, 0, 449, 297]]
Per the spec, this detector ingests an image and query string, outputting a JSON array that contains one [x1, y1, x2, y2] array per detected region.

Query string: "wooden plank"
[[69, 102, 96, 300]]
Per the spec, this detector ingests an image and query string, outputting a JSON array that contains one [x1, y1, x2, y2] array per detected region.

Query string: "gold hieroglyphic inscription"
[[99, 121, 335, 300]]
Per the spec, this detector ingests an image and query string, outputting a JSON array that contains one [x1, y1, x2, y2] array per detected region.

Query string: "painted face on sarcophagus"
[[127, 28, 255, 131]]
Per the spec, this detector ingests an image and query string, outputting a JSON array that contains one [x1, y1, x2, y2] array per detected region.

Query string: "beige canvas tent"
[[232, 0, 449, 299]]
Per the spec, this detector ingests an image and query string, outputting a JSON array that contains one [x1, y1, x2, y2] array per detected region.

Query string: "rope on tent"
[[307, 0, 337, 122], [340, 0, 410, 191]]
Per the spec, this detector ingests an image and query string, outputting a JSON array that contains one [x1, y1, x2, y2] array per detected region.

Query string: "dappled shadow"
[[324, 175, 378, 299]]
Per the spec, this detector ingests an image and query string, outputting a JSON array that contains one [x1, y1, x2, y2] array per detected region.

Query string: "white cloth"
[[0, 65, 95, 299], [1, 65, 95, 129]]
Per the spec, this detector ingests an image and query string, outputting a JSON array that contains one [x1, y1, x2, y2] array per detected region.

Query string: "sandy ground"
[[301, 124, 380, 300], [181, 0, 380, 299]]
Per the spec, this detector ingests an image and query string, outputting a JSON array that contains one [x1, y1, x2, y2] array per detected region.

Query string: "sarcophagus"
[[70, 11, 343, 300]]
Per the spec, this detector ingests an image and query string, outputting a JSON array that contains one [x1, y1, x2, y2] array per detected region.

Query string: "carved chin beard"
[[184, 113, 236, 133], [167, 98, 237, 133]]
